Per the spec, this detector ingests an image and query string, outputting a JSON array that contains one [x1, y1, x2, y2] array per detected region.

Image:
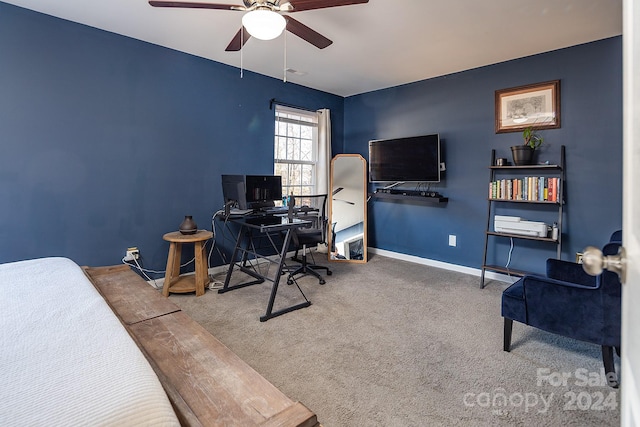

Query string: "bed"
[[0, 257, 179, 425], [0, 257, 318, 427]]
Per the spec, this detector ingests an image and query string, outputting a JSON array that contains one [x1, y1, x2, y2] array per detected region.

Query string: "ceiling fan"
[[148, 0, 369, 52]]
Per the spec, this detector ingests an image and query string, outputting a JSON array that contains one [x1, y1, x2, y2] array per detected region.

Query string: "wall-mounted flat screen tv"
[[368, 134, 441, 183]]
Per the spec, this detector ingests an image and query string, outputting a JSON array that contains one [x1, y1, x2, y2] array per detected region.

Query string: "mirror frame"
[[328, 154, 367, 263]]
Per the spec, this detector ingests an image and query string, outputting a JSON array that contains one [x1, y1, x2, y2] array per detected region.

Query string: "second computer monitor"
[[245, 175, 283, 210], [221, 174, 247, 210]]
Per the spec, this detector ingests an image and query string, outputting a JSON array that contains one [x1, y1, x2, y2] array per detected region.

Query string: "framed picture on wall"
[[495, 80, 561, 133]]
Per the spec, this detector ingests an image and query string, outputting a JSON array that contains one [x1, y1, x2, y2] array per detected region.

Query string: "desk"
[[162, 229, 213, 297], [220, 215, 311, 321]]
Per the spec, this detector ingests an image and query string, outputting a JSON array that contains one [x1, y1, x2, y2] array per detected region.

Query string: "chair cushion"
[[501, 279, 526, 324]]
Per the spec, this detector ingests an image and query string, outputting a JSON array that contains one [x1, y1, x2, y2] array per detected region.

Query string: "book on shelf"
[[489, 177, 560, 202]]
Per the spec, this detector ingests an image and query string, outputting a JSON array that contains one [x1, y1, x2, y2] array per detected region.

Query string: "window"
[[274, 105, 319, 200]]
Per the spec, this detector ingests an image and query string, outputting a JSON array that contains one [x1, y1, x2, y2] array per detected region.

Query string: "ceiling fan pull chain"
[[283, 29, 287, 83], [240, 26, 244, 78]]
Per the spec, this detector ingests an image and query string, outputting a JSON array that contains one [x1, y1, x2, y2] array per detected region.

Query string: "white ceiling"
[[4, 0, 622, 97]]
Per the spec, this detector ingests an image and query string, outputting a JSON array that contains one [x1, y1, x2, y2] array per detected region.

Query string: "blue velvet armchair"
[[501, 231, 622, 387]]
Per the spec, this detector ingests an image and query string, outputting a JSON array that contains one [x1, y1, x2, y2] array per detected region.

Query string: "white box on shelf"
[[494, 215, 521, 223], [494, 216, 549, 237]]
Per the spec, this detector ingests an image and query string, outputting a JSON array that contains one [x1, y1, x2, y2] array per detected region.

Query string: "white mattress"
[[0, 257, 179, 426]]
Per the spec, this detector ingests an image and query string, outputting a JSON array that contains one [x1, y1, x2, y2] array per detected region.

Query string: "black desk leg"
[[219, 227, 263, 293], [260, 228, 311, 322]]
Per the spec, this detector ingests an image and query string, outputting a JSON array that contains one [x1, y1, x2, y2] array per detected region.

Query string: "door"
[[621, 0, 640, 423]]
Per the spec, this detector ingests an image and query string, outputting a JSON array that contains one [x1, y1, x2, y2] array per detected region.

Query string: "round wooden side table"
[[162, 229, 213, 297]]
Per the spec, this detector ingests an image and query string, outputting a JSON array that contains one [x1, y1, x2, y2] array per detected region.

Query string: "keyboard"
[[245, 216, 283, 226], [229, 208, 253, 216], [263, 206, 288, 214]]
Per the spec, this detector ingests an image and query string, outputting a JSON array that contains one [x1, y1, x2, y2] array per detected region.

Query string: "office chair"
[[286, 194, 332, 285]]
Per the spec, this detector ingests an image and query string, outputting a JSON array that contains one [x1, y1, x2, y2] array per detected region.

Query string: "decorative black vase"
[[179, 215, 198, 235], [510, 145, 535, 166]]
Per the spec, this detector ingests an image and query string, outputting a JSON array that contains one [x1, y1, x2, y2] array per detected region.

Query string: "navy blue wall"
[[0, 2, 623, 278], [345, 37, 622, 274], [0, 3, 344, 272]]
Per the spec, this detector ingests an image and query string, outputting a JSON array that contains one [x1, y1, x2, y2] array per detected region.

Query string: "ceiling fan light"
[[242, 10, 286, 41]]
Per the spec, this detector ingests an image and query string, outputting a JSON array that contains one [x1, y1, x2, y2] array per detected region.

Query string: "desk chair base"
[[288, 244, 331, 285]]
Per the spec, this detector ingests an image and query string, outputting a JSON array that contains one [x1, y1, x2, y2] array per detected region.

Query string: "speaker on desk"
[[287, 195, 295, 221]]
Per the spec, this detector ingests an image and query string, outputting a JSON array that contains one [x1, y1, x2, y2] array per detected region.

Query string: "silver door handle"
[[582, 245, 627, 284]]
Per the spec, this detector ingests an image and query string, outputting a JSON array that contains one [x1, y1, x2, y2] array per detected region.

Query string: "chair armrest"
[[546, 259, 598, 288], [521, 274, 599, 291], [520, 273, 611, 344]]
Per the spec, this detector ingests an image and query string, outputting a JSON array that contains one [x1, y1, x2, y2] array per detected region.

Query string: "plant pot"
[[179, 215, 198, 235], [510, 145, 535, 166]]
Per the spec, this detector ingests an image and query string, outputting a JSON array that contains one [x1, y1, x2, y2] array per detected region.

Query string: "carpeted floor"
[[169, 253, 620, 427]]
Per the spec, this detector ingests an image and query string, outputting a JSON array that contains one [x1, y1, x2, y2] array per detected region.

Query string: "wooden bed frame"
[[83, 264, 319, 427]]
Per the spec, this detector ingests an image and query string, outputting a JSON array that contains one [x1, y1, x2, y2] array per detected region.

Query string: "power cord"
[[122, 256, 161, 289], [212, 207, 240, 266], [122, 253, 197, 290], [119, 209, 233, 292], [505, 237, 515, 276], [207, 271, 226, 290], [210, 209, 224, 265]]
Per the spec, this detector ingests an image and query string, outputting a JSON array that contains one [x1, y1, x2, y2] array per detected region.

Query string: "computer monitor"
[[221, 174, 247, 210], [245, 175, 283, 210]]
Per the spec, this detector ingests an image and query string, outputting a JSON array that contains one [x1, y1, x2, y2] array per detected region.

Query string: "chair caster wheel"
[[319, 279, 326, 285], [327, 271, 332, 276], [287, 278, 294, 285]]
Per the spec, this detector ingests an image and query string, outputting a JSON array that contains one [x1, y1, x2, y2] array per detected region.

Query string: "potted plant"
[[511, 126, 544, 165]]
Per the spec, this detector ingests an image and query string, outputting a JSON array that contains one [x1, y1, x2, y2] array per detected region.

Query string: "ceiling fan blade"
[[225, 27, 251, 51], [284, 16, 332, 49], [148, 1, 242, 10], [287, 0, 368, 12], [333, 198, 355, 205]]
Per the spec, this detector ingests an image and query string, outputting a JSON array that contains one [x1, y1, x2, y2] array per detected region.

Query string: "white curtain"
[[316, 108, 332, 195], [316, 108, 332, 253]]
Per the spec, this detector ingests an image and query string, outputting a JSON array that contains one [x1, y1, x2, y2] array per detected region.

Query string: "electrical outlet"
[[448, 235, 457, 247], [124, 247, 140, 261]]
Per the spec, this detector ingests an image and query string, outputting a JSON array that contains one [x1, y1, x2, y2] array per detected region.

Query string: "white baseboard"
[[368, 247, 518, 285], [145, 248, 518, 288]]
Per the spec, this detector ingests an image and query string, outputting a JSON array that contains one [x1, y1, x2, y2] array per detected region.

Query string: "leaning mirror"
[[329, 154, 367, 263]]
